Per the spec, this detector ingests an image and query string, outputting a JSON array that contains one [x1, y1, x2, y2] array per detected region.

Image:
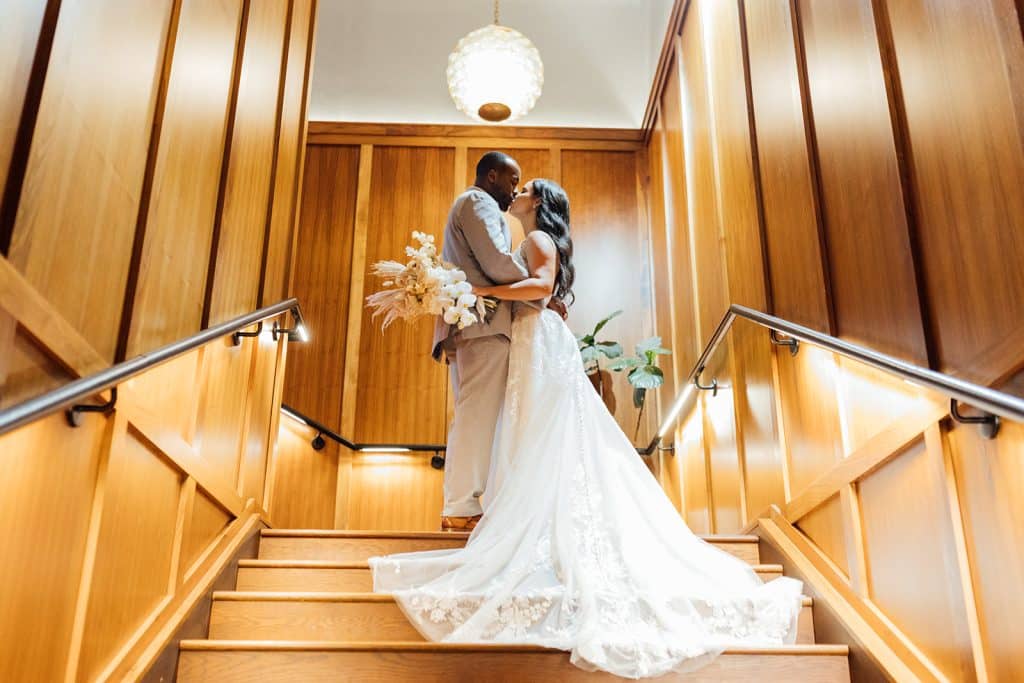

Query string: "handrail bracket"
[[66, 388, 118, 427], [950, 399, 1001, 440], [769, 329, 800, 356]]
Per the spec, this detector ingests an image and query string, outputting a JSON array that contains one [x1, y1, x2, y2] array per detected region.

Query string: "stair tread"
[[180, 640, 847, 656], [237, 559, 783, 572], [213, 590, 812, 606], [260, 529, 760, 544]]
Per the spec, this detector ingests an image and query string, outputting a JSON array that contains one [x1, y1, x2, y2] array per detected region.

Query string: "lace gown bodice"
[[370, 249, 804, 678]]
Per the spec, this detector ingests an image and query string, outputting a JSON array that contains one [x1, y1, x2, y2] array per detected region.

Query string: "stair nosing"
[[236, 560, 784, 573], [212, 590, 812, 607], [238, 560, 371, 569], [179, 640, 846, 656], [259, 529, 760, 544]]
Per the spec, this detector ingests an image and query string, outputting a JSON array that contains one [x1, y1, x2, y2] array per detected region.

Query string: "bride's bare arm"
[[472, 232, 556, 301]]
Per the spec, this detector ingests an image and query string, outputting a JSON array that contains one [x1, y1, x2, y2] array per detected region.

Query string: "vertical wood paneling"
[[466, 147, 551, 249], [743, 0, 831, 331], [283, 145, 359, 432], [0, 0, 49, 209], [195, 337, 253, 476], [7, 0, 174, 360], [679, 405, 711, 534], [238, 333, 284, 505], [561, 149, 654, 443], [347, 455, 444, 532], [701, 342, 743, 533], [77, 429, 185, 681], [797, 0, 928, 363], [703, 1, 785, 525], [645, 118, 677, 405], [125, 0, 243, 357], [659, 54, 699, 383], [705, 0, 767, 312], [858, 437, 976, 680], [263, 0, 316, 305], [206, 0, 289, 325], [776, 344, 843, 493], [948, 419, 1024, 680], [732, 320, 785, 520], [0, 413, 108, 682], [355, 146, 453, 443], [679, 2, 730, 349], [883, 0, 1024, 382], [268, 416, 338, 528]]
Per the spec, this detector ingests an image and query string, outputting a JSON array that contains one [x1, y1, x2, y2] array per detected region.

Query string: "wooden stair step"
[[208, 592, 815, 644], [258, 530, 762, 565], [235, 560, 785, 592], [178, 641, 850, 682]]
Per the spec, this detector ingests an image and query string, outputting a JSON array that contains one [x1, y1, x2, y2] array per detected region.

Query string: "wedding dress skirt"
[[369, 306, 804, 679]]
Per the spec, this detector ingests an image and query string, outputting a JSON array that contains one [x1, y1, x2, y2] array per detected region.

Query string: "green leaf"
[[580, 346, 602, 363], [592, 310, 623, 336], [608, 357, 642, 371], [633, 386, 647, 409], [597, 341, 623, 358], [628, 365, 664, 389], [635, 336, 662, 354], [578, 334, 595, 346]]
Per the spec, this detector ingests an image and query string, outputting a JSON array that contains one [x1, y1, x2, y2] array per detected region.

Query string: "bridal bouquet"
[[366, 231, 494, 330]]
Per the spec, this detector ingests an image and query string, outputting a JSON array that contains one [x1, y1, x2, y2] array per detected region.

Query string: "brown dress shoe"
[[440, 514, 482, 532]]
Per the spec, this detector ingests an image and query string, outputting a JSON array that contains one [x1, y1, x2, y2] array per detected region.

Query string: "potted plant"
[[608, 336, 672, 440], [576, 310, 623, 406]]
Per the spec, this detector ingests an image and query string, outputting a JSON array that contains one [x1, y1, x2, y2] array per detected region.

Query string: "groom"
[[433, 151, 528, 532]]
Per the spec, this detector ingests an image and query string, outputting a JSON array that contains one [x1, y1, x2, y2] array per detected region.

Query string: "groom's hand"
[[547, 297, 568, 320]]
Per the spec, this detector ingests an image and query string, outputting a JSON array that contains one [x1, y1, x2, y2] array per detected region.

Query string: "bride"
[[369, 179, 804, 679]]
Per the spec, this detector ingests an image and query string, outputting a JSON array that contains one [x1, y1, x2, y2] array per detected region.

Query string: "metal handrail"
[[280, 403, 447, 454], [0, 298, 303, 437], [279, 404, 447, 469], [639, 303, 1024, 455]]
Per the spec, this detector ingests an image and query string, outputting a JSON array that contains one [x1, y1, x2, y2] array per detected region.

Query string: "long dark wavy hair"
[[531, 178, 576, 305]]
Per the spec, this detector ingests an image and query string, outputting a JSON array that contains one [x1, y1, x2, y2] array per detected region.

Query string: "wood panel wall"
[[0, 256, 290, 680], [280, 123, 656, 531], [0, 2, 319, 677], [0, 0, 319, 407], [644, 0, 1024, 678]]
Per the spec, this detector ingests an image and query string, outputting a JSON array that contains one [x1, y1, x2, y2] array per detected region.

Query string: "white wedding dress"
[[370, 245, 804, 679]]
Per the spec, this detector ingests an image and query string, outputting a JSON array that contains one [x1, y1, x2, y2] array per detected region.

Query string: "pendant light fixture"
[[446, 0, 544, 123]]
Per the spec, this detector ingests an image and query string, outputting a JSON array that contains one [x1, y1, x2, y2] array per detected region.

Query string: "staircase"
[[177, 530, 851, 681]]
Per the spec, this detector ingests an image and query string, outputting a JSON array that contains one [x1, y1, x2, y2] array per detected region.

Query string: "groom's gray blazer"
[[431, 187, 529, 360]]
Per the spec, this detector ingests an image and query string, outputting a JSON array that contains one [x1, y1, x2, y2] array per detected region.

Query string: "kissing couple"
[[369, 151, 805, 678]]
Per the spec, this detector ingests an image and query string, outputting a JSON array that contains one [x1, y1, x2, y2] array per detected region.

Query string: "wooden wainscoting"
[[659, 331, 1021, 680], [0, 261, 291, 682]]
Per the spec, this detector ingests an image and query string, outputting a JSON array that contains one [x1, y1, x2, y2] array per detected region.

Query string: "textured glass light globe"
[[446, 24, 543, 123]]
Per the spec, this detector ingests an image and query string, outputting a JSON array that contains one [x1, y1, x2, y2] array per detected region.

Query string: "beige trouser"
[[443, 334, 510, 517]]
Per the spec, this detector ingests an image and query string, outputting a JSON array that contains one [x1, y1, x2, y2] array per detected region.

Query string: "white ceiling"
[[310, 0, 675, 129]]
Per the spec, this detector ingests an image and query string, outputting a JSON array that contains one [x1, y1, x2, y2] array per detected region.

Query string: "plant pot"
[[587, 369, 616, 414]]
